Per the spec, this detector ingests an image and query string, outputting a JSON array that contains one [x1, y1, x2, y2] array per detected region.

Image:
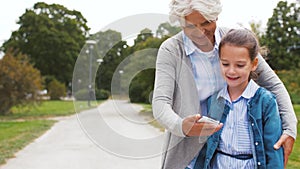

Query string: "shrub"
[[0, 51, 42, 115], [48, 79, 66, 100], [95, 89, 110, 100], [74, 88, 89, 100]]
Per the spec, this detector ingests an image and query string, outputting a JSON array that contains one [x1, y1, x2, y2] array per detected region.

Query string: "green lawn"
[[0, 120, 55, 164], [287, 104, 300, 169], [0, 100, 99, 165], [0, 100, 96, 120]]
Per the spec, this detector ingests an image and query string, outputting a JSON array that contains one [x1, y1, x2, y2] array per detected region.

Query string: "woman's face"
[[183, 11, 217, 51]]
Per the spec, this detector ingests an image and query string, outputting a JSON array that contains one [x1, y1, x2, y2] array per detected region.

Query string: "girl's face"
[[183, 11, 217, 52], [219, 44, 258, 92]]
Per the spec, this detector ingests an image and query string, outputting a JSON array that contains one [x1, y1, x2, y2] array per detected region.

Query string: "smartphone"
[[197, 116, 220, 125]]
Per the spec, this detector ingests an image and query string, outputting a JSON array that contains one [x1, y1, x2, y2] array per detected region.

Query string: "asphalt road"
[[0, 100, 164, 169]]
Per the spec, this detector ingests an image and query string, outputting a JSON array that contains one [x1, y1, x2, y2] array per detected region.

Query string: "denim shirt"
[[196, 87, 284, 169]]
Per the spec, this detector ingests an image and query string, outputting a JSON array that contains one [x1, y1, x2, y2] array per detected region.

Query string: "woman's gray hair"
[[169, 0, 222, 24]]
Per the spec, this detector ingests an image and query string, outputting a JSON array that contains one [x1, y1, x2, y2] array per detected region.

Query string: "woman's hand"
[[182, 114, 223, 137], [273, 134, 295, 168]]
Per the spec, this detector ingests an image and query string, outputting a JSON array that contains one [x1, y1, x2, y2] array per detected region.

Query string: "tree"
[[249, 20, 263, 38], [123, 30, 166, 103], [0, 51, 42, 115], [93, 30, 129, 92], [1, 2, 89, 85], [156, 22, 181, 38], [261, 1, 300, 70], [133, 28, 154, 45]]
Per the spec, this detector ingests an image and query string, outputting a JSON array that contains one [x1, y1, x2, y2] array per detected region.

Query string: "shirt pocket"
[[236, 121, 252, 153]]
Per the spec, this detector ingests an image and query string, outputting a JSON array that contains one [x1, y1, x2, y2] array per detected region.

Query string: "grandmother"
[[152, 0, 297, 168]]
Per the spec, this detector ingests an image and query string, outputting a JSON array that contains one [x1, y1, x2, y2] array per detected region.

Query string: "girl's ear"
[[251, 57, 259, 71]]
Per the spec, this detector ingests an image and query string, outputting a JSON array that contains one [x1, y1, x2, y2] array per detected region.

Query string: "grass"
[[140, 103, 300, 169], [0, 120, 55, 164], [0, 100, 99, 121], [0, 100, 102, 165], [139, 103, 165, 132], [286, 104, 300, 169]]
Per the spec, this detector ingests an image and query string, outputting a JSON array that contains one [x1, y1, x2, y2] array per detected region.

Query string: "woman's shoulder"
[[160, 31, 184, 47]]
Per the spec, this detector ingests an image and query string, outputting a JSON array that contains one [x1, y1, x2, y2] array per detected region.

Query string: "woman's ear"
[[251, 57, 259, 71]]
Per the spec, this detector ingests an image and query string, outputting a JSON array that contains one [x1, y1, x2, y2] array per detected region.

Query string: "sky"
[[0, 0, 296, 49]]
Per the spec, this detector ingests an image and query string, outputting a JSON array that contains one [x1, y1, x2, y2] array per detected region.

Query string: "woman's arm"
[[255, 54, 297, 139], [152, 42, 186, 137]]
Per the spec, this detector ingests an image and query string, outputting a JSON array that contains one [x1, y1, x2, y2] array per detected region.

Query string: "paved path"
[[0, 100, 164, 169]]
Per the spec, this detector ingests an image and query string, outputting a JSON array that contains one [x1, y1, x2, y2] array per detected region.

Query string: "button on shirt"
[[185, 27, 226, 169], [211, 80, 259, 169]]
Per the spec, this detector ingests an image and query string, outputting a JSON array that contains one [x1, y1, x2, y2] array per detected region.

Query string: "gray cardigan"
[[152, 27, 297, 169]]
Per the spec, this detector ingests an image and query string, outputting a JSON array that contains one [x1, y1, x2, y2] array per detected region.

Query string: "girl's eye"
[[237, 65, 245, 68], [222, 63, 229, 66]]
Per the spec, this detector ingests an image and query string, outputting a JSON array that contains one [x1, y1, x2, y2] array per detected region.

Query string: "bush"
[[95, 89, 110, 100], [48, 79, 66, 100], [0, 51, 42, 115], [74, 89, 89, 100]]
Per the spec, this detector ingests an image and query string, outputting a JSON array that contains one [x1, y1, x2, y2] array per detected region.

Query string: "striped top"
[[183, 27, 226, 116], [184, 28, 226, 169], [210, 80, 259, 169]]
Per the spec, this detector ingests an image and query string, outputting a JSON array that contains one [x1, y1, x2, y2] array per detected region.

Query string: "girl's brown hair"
[[219, 28, 259, 80]]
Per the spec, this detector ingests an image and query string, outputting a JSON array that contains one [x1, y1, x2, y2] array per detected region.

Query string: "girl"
[[195, 29, 284, 169]]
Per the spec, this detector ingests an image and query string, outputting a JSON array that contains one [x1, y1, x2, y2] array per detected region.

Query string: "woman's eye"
[[185, 24, 196, 29]]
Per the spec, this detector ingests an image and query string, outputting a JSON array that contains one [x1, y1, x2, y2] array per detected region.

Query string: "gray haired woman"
[[152, 0, 297, 168]]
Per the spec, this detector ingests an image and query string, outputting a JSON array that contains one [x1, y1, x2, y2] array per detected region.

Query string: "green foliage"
[[95, 89, 110, 100], [124, 30, 166, 103], [74, 88, 89, 100], [0, 51, 42, 115], [261, 1, 300, 70], [48, 79, 66, 100], [276, 69, 300, 104], [129, 69, 155, 103], [134, 28, 153, 44], [1, 2, 89, 84], [156, 22, 181, 37], [91, 30, 128, 92], [249, 20, 263, 38]]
